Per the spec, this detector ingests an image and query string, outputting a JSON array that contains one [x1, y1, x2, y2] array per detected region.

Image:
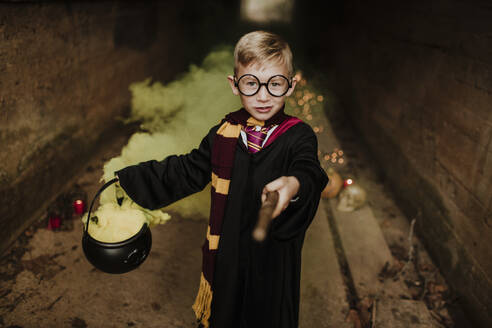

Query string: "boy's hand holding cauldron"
[[261, 176, 300, 218]]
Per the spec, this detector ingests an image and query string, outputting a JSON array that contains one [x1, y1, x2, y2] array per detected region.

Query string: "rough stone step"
[[300, 203, 351, 328], [328, 198, 408, 299], [375, 299, 441, 328]]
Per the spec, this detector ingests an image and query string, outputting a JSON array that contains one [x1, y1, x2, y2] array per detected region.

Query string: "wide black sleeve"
[[271, 123, 329, 240], [115, 125, 219, 210]]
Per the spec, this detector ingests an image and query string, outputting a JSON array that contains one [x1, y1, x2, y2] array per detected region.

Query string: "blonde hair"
[[234, 31, 293, 76]]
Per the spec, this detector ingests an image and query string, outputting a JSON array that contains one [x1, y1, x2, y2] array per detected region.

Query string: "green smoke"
[[100, 46, 241, 219]]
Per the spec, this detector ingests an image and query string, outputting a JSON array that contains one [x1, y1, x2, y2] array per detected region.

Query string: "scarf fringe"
[[192, 273, 213, 328]]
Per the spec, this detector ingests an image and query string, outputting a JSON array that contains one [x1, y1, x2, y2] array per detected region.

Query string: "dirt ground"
[[0, 99, 473, 327], [0, 128, 209, 328]]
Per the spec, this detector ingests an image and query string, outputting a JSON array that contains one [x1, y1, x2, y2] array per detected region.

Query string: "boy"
[[115, 31, 328, 328]]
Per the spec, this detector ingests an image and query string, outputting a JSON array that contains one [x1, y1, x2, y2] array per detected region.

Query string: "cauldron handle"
[[84, 177, 119, 234]]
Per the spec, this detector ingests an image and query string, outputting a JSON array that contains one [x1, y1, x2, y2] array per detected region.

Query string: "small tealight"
[[73, 199, 86, 215]]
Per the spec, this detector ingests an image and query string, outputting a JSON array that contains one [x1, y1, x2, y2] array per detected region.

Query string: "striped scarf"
[[192, 108, 300, 327]]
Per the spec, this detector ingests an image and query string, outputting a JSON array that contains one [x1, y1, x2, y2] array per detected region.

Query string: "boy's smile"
[[228, 62, 297, 122]]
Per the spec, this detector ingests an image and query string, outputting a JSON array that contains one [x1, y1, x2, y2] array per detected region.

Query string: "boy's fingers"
[[262, 179, 282, 203], [263, 177, 295, 217], [273, 203, 288, 218], [264, 177, 285, 193], [272, 190, 289, 218]]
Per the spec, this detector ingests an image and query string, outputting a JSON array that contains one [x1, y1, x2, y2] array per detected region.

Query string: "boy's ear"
[[227, 75, 240, 96], [285, 77, 297, 97]]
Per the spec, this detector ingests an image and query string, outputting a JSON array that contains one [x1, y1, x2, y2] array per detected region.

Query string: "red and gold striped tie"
[[244, 125, 272, 153]]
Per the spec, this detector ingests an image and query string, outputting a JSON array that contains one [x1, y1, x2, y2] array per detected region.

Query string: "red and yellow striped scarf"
[[192, 108, 300, 327]]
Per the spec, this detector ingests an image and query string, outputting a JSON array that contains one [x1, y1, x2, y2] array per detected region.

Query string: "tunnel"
[[0, 1, 490, 327]]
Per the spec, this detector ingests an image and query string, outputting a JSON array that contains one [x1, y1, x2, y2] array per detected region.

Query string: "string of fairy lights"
[[285, 71, 368, 211], [286, 71, 346, 168]]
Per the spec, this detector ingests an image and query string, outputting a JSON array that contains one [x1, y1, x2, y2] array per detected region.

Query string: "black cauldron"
[[82, 178, 152, 274]]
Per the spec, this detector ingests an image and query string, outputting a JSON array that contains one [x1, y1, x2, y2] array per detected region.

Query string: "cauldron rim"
[[82, 221, 149, 248]]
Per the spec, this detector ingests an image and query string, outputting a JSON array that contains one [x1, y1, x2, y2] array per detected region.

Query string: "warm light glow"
[[306, 114, 312, 120], [314, 127, 320, 133], [346, 179, 353, 185], [241, 0, 293, 23], [317, 95, 324, 102], [298, 100, 305, 106], [331, 158, 337, 163], [338, 158, 344, 164], [338, 150, 344, 156], [324, 154, 330, 161]]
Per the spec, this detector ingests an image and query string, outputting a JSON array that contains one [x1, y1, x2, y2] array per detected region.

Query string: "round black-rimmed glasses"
[[234, 74, 292, 97]]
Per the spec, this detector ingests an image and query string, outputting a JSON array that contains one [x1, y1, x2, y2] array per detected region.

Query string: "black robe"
[[116, 121, 328, 328]]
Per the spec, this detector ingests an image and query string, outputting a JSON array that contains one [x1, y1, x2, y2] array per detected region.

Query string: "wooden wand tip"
[[252, 228, 266, 242]]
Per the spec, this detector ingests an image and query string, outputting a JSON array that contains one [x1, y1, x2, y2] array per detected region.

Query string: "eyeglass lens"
[[237, 75, 290, 97]]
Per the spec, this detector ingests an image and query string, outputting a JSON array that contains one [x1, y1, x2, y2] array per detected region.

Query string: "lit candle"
[[344, 179, 353, 187], [73, 199, 85, 215]]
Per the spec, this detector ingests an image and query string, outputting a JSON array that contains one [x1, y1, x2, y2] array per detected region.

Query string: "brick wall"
[[0, 1, 238, 255], [296, 0, 491, 326]]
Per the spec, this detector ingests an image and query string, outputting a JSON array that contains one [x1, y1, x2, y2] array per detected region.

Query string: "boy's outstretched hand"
[[262, 176, 300, 218]]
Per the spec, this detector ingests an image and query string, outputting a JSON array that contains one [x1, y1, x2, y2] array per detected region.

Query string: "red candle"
[[73, 199, 85, 215], [48, 216, 61, 230]]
